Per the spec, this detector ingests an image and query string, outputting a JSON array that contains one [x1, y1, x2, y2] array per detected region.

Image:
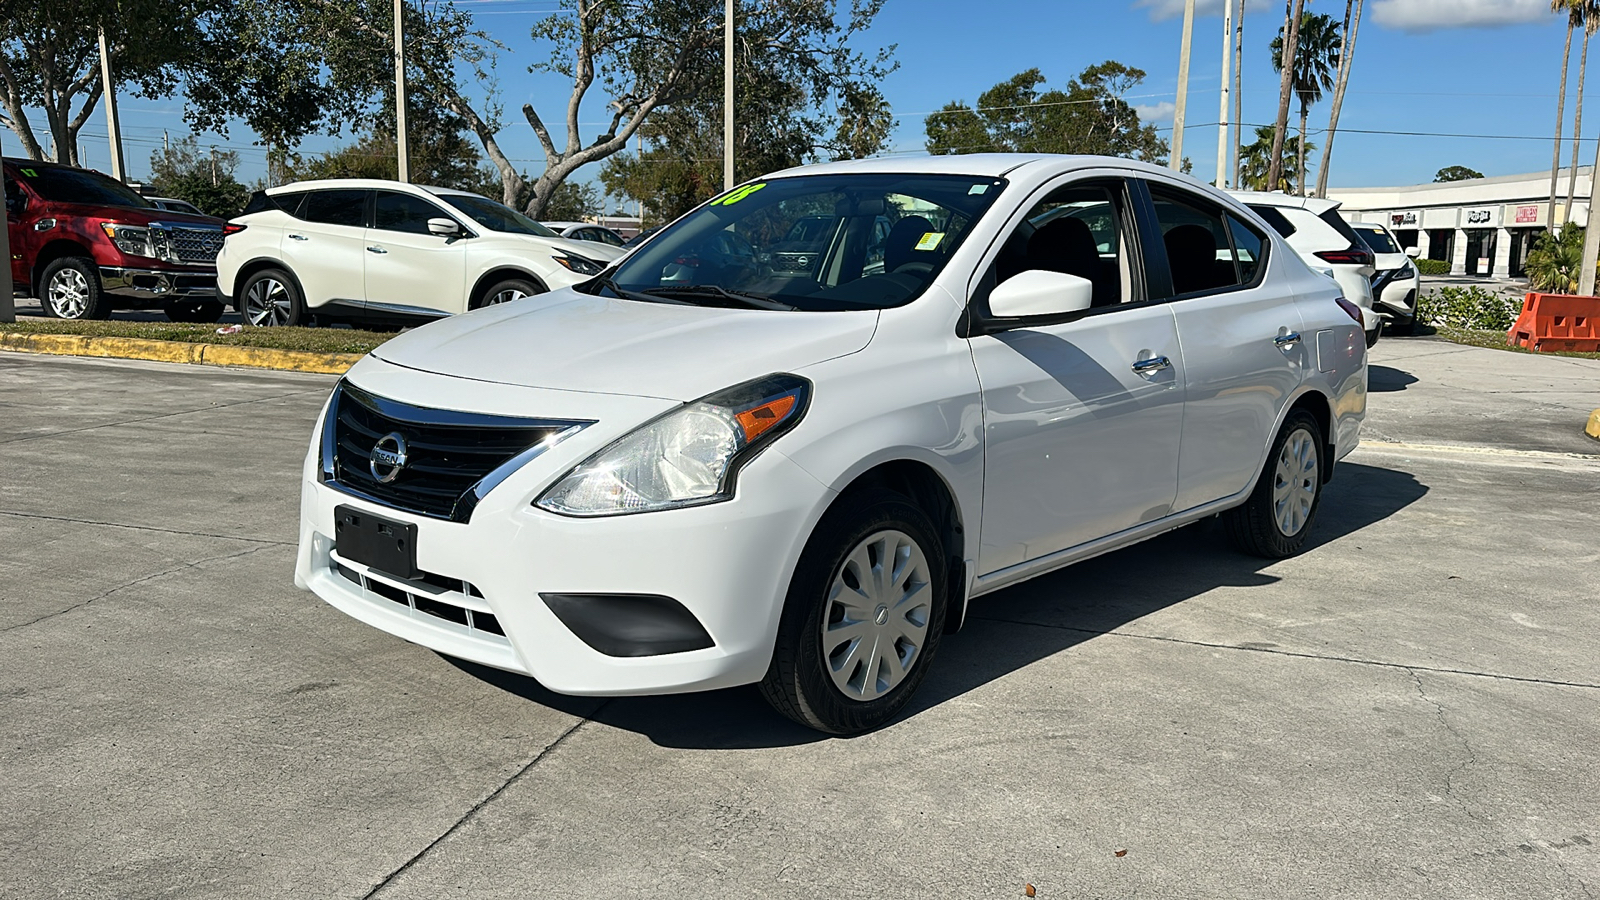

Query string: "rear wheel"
[[41, 257, 111, 320], [760, 490, 947, 736], [240, 269, 304, 327], [1224, 410, 1326, 559]]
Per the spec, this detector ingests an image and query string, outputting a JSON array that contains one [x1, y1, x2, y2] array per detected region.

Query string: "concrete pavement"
[[1, 338, 1597, 899]]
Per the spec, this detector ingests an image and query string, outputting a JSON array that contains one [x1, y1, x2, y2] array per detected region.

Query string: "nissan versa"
[[295, 155, 1367, 735]]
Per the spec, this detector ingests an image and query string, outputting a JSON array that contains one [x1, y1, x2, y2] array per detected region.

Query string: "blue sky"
[[47, 0, 1591, 201]]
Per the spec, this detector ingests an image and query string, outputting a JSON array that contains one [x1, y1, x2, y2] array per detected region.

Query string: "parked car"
[[149, 197, 206, 216], [297, 155, 1367, 735], [4, 158, 226, 322], [1350, 220, 1422, 335], [541, 220, 629, 250], [1229, 191, 1382, 348], [217, 180, 616, 327]]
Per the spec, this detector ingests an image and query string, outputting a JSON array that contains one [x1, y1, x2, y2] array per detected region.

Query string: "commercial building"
[[1328, 168, 1591, 278]]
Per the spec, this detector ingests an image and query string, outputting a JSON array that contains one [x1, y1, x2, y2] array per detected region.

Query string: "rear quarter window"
[[1248, 205, 1297, 238]]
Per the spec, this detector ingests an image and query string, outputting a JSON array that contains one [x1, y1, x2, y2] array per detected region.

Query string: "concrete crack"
[[0, 545, 273, 633], [0, 388, 328, 446], [0, 509, 292, 546], [362, 701, 610, 899], [1406, 668, 1488, 828]]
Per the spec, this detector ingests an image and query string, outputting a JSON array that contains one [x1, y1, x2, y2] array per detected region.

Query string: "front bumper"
[[293, 361, 835, 696], [100, 266, 219, 301]]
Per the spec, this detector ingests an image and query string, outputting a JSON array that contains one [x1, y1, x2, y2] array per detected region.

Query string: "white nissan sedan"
[[295, 155, 1367, 735]]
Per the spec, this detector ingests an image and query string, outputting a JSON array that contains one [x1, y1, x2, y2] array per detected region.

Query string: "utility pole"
[[97, 28, 127, 182], [394, 0, 410, 182], [1, 130, 13, 323], [1232, 0, 1245, 188], [1216, 0, 1234, 187], [1170, 0, 1196, 171], [210, 147, 217, 186], [723, 0, 734, 190]]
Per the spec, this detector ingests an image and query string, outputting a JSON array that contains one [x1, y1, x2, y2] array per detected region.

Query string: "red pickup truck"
[[4, 158, 227, 322]]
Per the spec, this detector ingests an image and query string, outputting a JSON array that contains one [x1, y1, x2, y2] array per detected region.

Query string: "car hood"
[[369, 288, 880, 401], [493, 231, 625, 263], [63, 202, 224, 226]]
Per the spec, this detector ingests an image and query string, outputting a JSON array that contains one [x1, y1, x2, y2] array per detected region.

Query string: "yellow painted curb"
[[1587, 409, 1600, 441], [0, 331, 364, 375]]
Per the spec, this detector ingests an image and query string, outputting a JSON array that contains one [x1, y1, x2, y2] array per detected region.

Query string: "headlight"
[[100, 223, 155, 258], [536, 374, 810, 516], [553, 252, 603, 275]]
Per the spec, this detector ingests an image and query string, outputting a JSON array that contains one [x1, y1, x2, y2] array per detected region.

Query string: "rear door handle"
[[287, 233, 308, 241], [1131, 355, 1172, 374], [1274, 331, 1302, 348], [366, 246, 387, 254]]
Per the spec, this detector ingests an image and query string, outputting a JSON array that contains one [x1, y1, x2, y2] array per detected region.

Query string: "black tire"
[[1392, 315, 1418, 336], [1365, 325, 1381, 349], [40, 257, 112, 320], [473, 277, 543, 309], [239, 268, 305, 327], [1223, 410, 1327, 559], [163, 299, 225, 323], [759, 490, 948, 736]]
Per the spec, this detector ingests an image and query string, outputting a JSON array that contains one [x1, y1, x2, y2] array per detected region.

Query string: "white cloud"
[[1134, 101, 1177, 123], [1134, 0, 1264, 23], [1371, 0, 1547, 32]]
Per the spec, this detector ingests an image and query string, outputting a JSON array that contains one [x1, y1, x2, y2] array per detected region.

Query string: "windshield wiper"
[[592, 276, 691, 305], [641, 285, 796, 311]]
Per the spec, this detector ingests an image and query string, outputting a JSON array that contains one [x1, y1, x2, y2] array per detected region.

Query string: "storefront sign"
[[1465, 207, 1496, 226], [1388, 210, 1420, 229], [1515, 204, 1540, 224]]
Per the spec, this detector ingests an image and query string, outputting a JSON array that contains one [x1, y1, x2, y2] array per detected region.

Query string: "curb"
[[0, 332, 364, 375], [1588, 409, 1600, 441]]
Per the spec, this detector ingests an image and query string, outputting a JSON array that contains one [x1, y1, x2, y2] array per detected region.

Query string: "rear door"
[[365, 191, 470, 316], [280, 189, 369, 310], [1144, 180, 1307, 511]]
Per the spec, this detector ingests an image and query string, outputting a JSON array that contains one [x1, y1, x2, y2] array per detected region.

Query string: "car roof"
[[541, 221, 588, 229], [763, 152, 1183, 181], [1228, 190, 1342, 216], [264, 178, 487, 199]]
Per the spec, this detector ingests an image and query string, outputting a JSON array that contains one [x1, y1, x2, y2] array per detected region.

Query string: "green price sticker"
[[714, 183, 766, 206]]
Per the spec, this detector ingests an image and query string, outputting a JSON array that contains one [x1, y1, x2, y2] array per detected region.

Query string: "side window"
[[4, 175, 25, 215], [598, 229, 625, 246], [990, 181, 1131, 309], [1248, 204, 1297, 238], [1228, 215, 1268, 283], [1149, 188, 1246, 296], [302, 190, 368, 228], [375, 191, 449, 235]]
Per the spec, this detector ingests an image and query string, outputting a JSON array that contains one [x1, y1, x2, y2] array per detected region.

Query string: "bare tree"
[[1315, 0, 1363, 198], [1565, 4, 1600, 217], [1265, 0, 1305, 194], [1550, 0, 1584, 233]]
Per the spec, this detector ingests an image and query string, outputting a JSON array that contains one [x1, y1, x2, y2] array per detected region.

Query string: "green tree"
[[147, 135, 249, 217], [1525, 222, 1587, 292], [924, 63, 1169, 162], [1434, 165, 1485, 183], [1272, 12, 1341, 196], [1238, 125, 1312, 192], [541, 181, 601, 221]]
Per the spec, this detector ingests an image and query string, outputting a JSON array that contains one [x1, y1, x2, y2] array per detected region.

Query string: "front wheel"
[[473, 277, 544, 309], [759, 490, 948, 736], [1223, 410, 1326, 559], [41, 257, 111, 320]]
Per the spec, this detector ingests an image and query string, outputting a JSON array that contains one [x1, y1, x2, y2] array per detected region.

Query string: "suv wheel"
[[1224, 410, 1326, 559], [41, 258, 111, 320], [163, 299, 225, 323], [240, 269, 304, 327], [760, 490, 948, 736], [474, 277, 543, 309]]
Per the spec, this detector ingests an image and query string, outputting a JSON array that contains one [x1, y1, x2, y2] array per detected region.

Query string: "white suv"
[[296, 155, 1367, 734], [1230, 191, 1382, 347], [216, 180, 622, 327], [1351, 221, 1422, 335]]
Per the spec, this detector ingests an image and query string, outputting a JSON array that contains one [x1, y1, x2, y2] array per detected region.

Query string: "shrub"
[[1413, 286, 1522, 331], [1413, 258, 1451, 276], [1525, 223, 1586, 293]]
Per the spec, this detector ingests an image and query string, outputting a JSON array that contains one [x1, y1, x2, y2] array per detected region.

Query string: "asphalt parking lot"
[[2, 337, 1598, 899]]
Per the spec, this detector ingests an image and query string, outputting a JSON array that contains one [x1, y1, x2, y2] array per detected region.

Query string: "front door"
[[4, 168, 33, 290], [364, 191, 470, 316], [967, 175, 1185, 575]]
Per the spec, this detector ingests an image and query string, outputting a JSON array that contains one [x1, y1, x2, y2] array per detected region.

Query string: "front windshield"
[[1357, 226, 1400, 254], [438, 194, 561, 237], [593, 173, 1007, 311], [15, 165, 152, 209]]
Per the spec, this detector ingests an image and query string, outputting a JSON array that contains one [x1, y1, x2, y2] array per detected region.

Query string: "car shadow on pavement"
[[452, 462, 1427, 749], [1368, 365, 1419, 392]]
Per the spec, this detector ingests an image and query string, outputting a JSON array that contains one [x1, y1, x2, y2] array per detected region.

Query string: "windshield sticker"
[[915, 232, 944, 252], [714, 183, 766, 206], [19, 168, 37, 177], [967, 184, 988, 195]]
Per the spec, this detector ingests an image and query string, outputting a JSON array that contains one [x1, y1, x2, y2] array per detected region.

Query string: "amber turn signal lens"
[[735, 394, 798, 442]]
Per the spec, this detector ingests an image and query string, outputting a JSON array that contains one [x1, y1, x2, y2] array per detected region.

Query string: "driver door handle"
[[287, 233, 308, 241], [366, 246, 387, 254], [1131, 355, 1172, 374], [1274, 331, 1302, 348]]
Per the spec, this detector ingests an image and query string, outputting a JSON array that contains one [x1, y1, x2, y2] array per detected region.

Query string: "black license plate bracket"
[[334, 505, 419, 580]]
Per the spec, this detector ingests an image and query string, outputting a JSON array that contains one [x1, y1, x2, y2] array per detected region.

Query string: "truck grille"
[[151, 224, 225, 264], [321, 383, 588, 521]]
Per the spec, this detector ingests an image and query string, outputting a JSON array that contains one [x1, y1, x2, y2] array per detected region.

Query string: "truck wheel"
[[41, 258, 112, 320], [240, 269, 305, 327], [163, 299, 225, 323]]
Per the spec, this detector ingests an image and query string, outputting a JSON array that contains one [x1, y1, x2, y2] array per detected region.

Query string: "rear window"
[[302, 190, 368, 228], [1319, 208, 1365, 247]]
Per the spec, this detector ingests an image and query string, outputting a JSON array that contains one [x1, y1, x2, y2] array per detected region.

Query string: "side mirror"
[[988, 270, 1095, 319], [427, 217, 461, 237], [1405, 246, 1421, 258]]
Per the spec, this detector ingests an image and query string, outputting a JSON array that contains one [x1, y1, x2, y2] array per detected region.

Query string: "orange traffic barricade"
[[1507, 293, 1600, 352]]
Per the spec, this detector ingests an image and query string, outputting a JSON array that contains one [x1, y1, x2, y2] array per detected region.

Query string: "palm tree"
[[1266, 0, 1306, 195], [1565, 4, 1600, 217], [1550, 1, 1584, 233], [1239, 125, 1312, 192], [1272, 13, 1342, 196], [1316, 0, 1365, 198]]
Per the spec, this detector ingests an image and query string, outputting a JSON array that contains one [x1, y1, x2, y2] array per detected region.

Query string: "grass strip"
[[1432, 325, 1600, 360], [0, 320, 394, 355]]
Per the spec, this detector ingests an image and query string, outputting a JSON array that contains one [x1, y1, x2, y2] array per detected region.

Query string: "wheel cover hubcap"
[[821, 529, 932, 702], [1272, 427, 1319, 537], [48, 269, 90, 318], [488, 288, 528, 305], [245, 278, 291, 326]]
